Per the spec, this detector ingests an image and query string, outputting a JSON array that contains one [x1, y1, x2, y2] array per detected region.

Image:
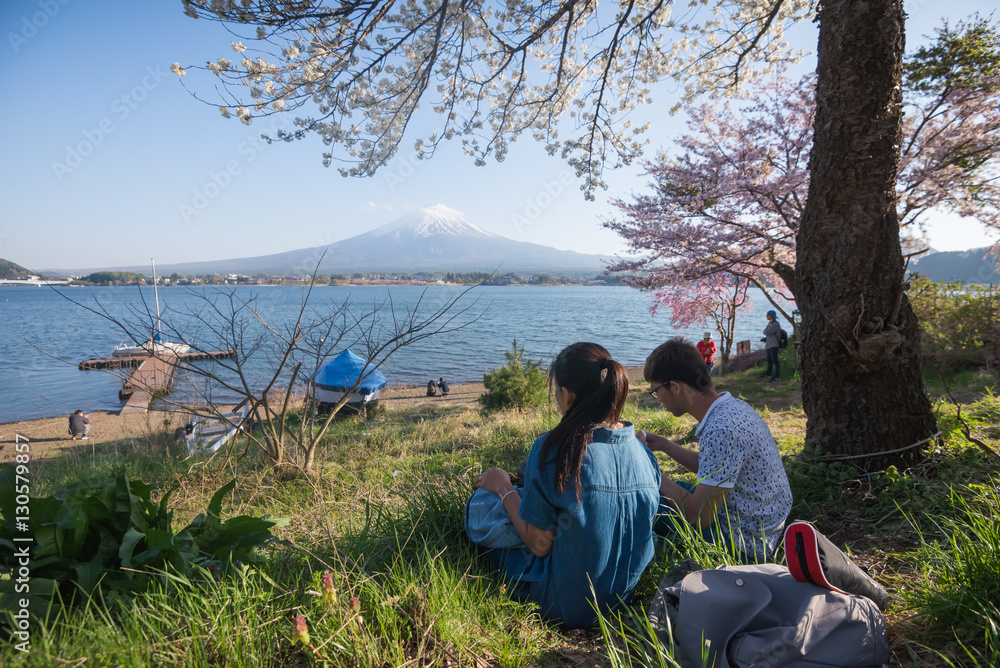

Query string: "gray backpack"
[[648, 560, 889, 668]]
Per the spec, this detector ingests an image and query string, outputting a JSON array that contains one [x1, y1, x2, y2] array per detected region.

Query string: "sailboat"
[[112, 258, 191, 357]]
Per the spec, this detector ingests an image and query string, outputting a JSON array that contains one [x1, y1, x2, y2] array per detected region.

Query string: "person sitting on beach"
[[438, 377, 450, 395], [68, 410, 90, 440], [640, 338, 791, 562], [475, 342, 661, 628], [426, 379, 438, 397]]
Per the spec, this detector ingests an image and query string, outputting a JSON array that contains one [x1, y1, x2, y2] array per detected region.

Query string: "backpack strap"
[[785, 521, 849, 594], [784, 520, 890, 611]]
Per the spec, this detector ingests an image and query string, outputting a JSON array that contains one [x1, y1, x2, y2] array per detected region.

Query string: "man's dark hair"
[[74, 409, 83, 415], [644, 338, 713, 393]]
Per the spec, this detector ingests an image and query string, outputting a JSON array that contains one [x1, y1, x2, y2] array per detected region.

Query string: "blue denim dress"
[[488, 424, 661, 629]]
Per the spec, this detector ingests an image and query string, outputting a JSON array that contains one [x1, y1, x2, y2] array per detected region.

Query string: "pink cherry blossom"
[[606, 61, 1000, 322]]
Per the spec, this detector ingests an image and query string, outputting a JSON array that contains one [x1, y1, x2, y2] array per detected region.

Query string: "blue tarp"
[[310, 349, 387, 392]]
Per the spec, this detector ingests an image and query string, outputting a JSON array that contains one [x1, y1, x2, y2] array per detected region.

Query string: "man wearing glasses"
[[638, 338, 792, 562]]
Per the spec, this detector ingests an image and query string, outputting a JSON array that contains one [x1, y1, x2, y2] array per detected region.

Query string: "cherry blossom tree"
[[898, 17, 1000, 235], [175, 0, 813, 197], [173, 0, 949, 463], [794, 0, 924, 466], [651, 273, 751, 373], [605, 17, 1000, 334], [603, 72, 807, 329]]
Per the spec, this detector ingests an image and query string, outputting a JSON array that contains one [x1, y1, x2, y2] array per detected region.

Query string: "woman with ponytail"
[[474, 342, 661, 628]]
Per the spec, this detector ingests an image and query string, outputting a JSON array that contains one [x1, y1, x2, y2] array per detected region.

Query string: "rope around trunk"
[[812, 431, 942, 461]]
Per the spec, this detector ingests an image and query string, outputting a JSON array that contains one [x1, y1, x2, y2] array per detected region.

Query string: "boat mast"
[[151, 258, 161, 337]]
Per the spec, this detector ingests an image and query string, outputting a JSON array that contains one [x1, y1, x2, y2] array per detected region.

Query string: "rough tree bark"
[[796, 0, 937, 466]]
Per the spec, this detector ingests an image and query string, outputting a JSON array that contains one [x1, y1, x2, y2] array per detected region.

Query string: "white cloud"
[[362, 201, 393, 212]]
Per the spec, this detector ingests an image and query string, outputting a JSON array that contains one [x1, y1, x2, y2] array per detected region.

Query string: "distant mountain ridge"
[[910, 245, 1000, 284], [45, 205, 610, 276], [0, 258, 32, 279]]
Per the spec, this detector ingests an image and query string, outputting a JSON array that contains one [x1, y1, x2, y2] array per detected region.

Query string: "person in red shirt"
[[696, 332, 717, 373]]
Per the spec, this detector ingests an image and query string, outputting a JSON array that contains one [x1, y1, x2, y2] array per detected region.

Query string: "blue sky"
[[1, 0, 997, 272]]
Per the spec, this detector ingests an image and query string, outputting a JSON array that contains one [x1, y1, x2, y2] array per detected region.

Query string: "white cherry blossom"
[[177, 0, 812, 195]]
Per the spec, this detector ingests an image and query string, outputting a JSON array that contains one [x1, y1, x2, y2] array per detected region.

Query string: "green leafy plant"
[[0, 465, 286, 613], [479, 339, 548, 412]]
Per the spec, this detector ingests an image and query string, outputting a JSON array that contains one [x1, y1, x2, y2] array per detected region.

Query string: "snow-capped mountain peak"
[[368, 204, 499, 239], [48, 202, 609, 274]]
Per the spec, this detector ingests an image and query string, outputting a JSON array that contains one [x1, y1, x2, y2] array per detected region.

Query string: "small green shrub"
[[909, 275, 1000, 369], [479, 339, 548, 412]]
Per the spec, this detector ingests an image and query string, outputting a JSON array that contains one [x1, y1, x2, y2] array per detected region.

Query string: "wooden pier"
[[119, 356, 173, 414], [78, 349, 236, 414], [78, 349, 235, 370]]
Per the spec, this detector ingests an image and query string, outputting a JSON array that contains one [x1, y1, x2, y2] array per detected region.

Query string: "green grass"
[[897, 482, 1000, 658], [922, 366, 998, 397], [3, 362, 1000, 666]]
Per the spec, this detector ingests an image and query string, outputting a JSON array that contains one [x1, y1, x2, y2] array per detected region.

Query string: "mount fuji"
[[63, 205, 611, 275]]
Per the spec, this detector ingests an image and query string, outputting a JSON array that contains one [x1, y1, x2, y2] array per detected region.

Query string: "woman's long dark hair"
[[541, 342, 629, 499]]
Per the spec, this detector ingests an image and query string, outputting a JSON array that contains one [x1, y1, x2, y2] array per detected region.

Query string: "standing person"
[[68, 410, 90, 440], [474, 342, 661, 628], [426, 379, 438, 397], [640, 338, 792, 562], [438, 377, 450, 395], [763, 310, 781, 381], [696, 331, 717, 373]]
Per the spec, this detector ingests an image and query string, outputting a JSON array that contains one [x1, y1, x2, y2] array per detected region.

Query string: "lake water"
[[0, 285, 781, 423]]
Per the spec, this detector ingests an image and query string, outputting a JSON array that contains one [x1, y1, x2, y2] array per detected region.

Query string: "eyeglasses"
[[648, 382, 670, 398]]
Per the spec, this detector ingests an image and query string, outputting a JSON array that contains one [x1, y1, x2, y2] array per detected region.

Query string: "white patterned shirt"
[[696, 392, 793, 559]]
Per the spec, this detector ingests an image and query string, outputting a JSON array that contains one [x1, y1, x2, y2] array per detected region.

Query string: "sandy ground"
[[0, 368, 650, 464], [378, 379, 486, 410], [0, 410, 191, 464], [0, 381, 489, 464]]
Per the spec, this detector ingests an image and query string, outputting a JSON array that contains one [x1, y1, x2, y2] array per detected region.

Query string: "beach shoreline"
[[0, 367, 650, 464], [0, 378, 488, 464]]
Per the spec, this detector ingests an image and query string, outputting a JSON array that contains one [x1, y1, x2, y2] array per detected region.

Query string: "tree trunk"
[[796, 0, 936, 467]]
